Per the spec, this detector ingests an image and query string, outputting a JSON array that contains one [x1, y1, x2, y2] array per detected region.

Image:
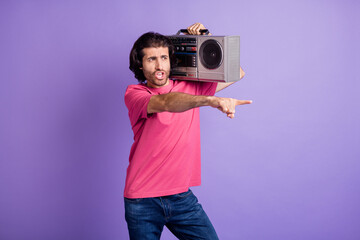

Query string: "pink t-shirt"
[[124, 80, 217, 198]]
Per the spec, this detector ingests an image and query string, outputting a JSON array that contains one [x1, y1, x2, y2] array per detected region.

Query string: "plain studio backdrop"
[[0, 0, 359, 239]]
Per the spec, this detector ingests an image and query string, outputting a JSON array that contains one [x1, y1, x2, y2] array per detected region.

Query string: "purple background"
[[1, 0, 359, 239]]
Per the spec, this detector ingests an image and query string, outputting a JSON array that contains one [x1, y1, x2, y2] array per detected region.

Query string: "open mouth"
[[155, 71, 165, 80]]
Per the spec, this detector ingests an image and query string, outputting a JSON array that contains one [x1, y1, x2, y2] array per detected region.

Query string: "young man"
[[124, 23, 251, 240]]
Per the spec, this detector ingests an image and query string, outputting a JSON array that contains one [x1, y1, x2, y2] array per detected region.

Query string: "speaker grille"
[[199, 39, 223, 69]]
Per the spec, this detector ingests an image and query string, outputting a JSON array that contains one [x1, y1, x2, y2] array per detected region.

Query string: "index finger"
[[235, 100, 253, 105]]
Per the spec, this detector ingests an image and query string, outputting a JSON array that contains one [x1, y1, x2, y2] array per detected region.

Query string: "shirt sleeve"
[[196, 81, 218, 96], [124, 85, 153, 127]]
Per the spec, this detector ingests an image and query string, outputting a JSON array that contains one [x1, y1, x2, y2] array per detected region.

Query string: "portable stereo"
[[167, 29, 240, 82]]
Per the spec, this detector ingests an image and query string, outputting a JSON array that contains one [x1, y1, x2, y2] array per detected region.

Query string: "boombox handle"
[[176, 29, 210, 35]]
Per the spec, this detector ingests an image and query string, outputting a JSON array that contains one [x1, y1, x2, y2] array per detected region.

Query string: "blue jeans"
[[124, 189, 219, 240]]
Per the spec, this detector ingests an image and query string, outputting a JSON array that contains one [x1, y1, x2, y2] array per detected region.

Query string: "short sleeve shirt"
[[124, 80, 217, 198]]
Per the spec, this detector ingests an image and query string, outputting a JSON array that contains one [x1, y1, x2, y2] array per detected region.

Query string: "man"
[[124, 23, 251, 240]]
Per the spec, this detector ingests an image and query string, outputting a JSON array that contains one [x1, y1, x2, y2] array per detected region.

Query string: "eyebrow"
[[147, 55, 168, 60]]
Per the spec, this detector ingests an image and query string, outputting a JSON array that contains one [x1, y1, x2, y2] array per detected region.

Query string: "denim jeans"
[[124, 189, 219, 240]]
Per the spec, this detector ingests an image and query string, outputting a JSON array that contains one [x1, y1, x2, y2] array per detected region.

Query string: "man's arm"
[[147, 92, 251, 119], [216, 66, 246, 92]]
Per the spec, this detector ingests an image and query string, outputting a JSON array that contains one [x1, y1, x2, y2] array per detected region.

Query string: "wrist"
[[205, 96, 218, 108]]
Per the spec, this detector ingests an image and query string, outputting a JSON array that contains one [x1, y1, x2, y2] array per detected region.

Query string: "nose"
[[155, 58, 162, 70]]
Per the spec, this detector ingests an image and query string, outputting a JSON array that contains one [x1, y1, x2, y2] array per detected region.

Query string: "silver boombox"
[[168, 30, 240, 82]]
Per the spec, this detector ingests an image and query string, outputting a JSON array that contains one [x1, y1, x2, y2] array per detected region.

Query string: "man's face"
[[141, 47, 171, 88]]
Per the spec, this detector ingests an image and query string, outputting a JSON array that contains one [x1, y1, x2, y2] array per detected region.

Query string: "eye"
[[162, 55, 168, 60]]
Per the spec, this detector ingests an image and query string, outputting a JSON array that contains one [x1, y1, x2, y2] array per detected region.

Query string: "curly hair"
[[129, 32, 176, 83]]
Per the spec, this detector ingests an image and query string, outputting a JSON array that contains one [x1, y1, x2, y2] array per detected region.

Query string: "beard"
[[145, 69, 171, 87]]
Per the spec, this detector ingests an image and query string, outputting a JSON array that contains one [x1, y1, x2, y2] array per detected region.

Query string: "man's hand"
[[209, 96, 252, 119], [187, 23, 209, 35]]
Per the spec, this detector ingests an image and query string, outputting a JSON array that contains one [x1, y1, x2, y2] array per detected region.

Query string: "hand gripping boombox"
[[167, 29, 240, 83]]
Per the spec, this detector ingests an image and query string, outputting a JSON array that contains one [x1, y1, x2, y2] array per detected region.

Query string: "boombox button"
[[186, 47, 197, 52]]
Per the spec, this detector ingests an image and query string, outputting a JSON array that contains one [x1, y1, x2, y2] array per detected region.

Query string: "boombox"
[[168, 33, 240, 82]]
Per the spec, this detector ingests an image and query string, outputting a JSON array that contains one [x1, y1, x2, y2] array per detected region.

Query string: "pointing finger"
[[235, 100, 252, 106]]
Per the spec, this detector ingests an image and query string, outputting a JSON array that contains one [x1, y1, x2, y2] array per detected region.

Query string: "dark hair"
[[129, 32, 176, 83]]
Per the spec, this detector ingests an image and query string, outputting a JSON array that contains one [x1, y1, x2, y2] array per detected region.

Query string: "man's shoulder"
[[171, 79, 199, 88], [125, 83, 153, 96], [124, 83, 151, 103], [126, 83, 148, 92]]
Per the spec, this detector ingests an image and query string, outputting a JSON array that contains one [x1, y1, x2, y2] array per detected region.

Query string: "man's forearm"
[[147, 92, 214, 114], [148, 92, 252, 118]]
